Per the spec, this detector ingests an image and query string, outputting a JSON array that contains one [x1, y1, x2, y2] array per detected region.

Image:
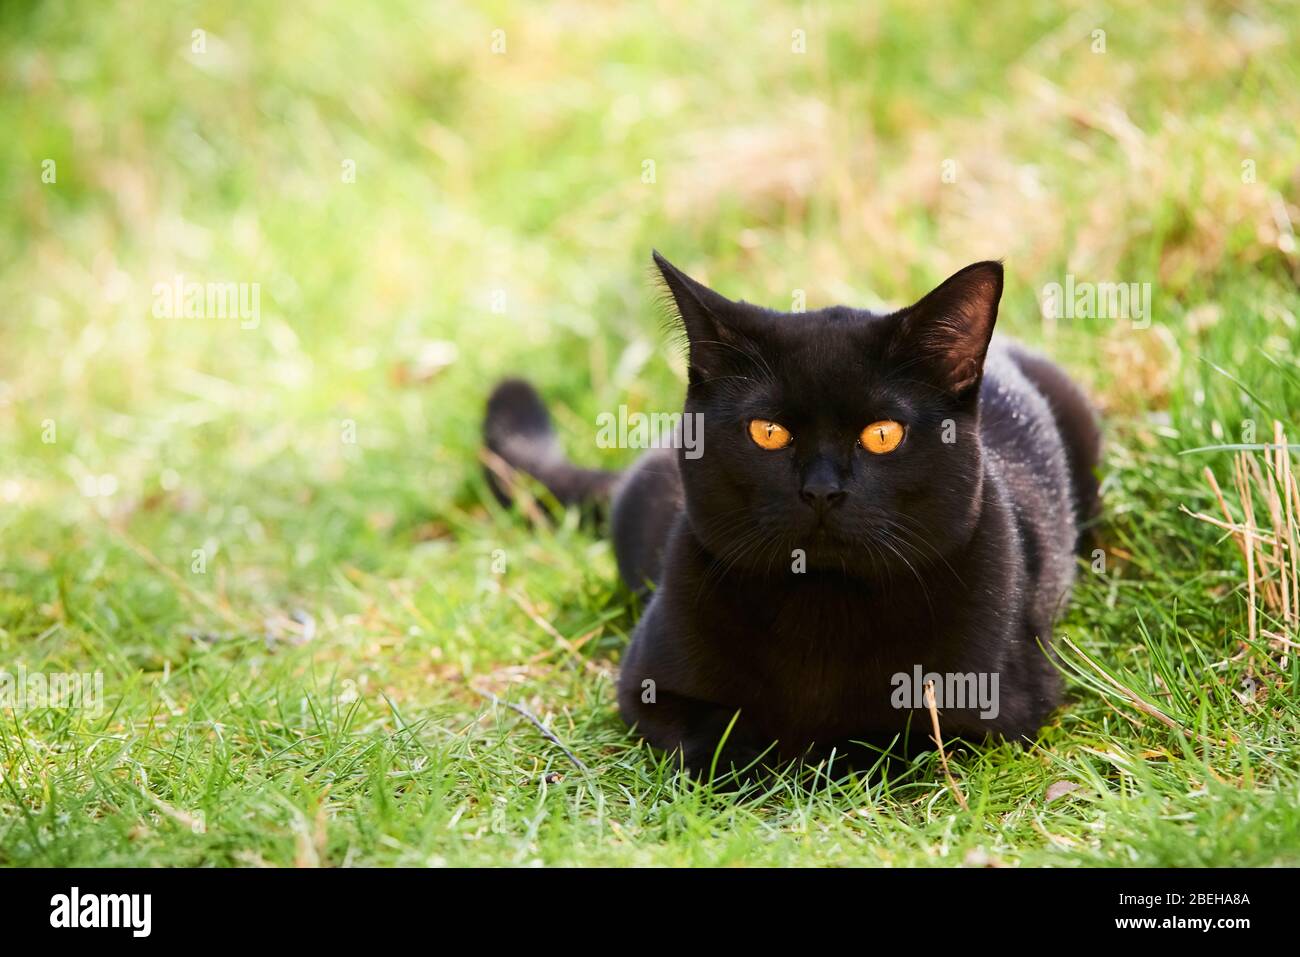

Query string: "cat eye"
[[860, 420, 905, 454], [748, 419, 792, 450]]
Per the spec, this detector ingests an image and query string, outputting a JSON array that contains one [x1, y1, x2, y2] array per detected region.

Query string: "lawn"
[[2, 0, 1299, 867]]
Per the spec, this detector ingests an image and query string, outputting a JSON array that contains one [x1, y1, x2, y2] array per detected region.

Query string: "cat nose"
[[799, 480, 846, 513]]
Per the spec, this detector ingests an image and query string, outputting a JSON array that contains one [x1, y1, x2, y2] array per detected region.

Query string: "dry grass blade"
[[508, 589, 603, 676], [1191, 421, 1299, 664], [100, 515, 245, 630], [923, 679, 969, 811], [472, 687, 589, 772], [1056, 636, 1226, 746], [479, 447, 546, 527]]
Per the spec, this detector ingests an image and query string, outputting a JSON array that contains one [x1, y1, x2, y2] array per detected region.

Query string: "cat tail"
[[482, 378, 621, 514]]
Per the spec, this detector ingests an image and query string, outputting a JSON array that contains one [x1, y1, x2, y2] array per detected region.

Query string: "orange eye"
[[860, 420, 904, 454], [748, 419, 792, 450]]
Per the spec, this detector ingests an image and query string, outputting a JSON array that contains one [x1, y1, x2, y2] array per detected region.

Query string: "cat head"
[[654, 251, 1002, 579]]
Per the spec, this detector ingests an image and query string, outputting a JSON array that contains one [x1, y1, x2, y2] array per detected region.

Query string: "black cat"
[[485, 253, 1100, 775]]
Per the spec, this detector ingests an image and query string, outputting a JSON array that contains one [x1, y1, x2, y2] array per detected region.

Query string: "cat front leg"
[[617, 675, 771, 779], [676, 700, 775, 780]]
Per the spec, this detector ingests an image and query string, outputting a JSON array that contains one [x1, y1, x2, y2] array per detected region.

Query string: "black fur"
[[483, 378, 619, 510], [485, 253, 1101, 775]]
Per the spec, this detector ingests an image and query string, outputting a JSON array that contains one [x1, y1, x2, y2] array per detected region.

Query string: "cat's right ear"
[[889, 260, 1003, 398], [652, 251, 760, 384]]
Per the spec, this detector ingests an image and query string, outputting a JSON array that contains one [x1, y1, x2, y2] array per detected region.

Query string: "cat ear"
[[652, 251, 762, 383], [890, 260, 1003, 396]]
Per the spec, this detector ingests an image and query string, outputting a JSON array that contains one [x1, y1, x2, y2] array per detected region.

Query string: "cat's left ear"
[[890, 261, 1003, 396]]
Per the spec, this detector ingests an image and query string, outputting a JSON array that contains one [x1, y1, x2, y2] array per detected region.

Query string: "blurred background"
[[2, 1, 1300, 865], [3, 1, 1297, 570]]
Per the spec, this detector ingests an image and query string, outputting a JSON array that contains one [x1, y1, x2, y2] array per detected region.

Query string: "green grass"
[[2, 0, 1300, 866]]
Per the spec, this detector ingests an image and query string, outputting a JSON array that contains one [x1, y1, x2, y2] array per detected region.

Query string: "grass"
[[2, 0, 1299, 867]]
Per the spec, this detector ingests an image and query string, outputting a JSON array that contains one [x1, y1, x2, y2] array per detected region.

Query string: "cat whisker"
[[874, 530, 938, 627], [878, 513, 968, 589]]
